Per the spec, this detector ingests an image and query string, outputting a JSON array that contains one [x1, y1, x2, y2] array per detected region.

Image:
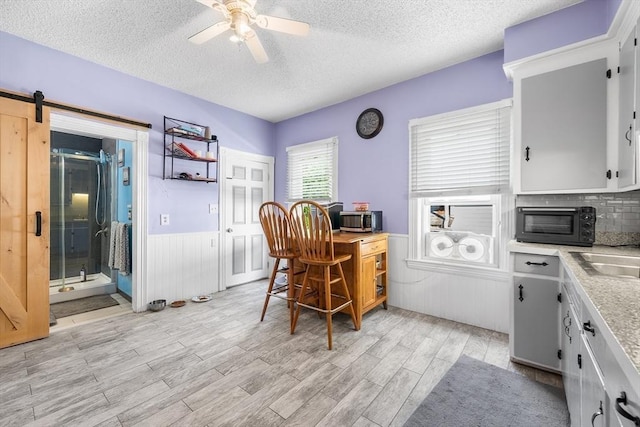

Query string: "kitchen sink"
[[570, 252, 640, 278]]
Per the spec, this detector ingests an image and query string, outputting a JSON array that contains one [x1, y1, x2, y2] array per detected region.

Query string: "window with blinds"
[[409, 100, 511, 197], [408, 100, 513, 271], [286, 137, 338, 202]]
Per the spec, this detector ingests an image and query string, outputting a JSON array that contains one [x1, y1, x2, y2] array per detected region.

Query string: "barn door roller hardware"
[[0, 89, 151, 128]]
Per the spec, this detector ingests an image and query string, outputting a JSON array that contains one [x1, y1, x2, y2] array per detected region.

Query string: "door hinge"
[[635, 38, 637, 46], [606, 69, 612, 79], [634, 111, 636, 120], [606, 169, 612, 179], [578, 354, 582, 369], [558, 349, 562, 360], [618, 66, 621, 74], [557, 293, 562, 303], [616, 171, 620, 178]]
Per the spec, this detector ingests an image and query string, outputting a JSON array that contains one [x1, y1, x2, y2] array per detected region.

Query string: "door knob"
[[227, 228, 233, 233]]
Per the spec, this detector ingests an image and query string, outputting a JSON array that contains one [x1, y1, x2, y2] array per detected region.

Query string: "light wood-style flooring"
[[0, 279, 562, 427]]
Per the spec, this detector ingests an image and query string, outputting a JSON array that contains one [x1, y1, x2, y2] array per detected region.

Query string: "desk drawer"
[[361, 239, 387, 257]]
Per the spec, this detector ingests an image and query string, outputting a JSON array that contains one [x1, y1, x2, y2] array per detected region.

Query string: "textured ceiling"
[[0, 0, 581, 122]]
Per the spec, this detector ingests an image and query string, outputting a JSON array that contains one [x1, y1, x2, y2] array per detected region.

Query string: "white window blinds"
[[286, 137, 338, 202], [409, 100, 511, 197]]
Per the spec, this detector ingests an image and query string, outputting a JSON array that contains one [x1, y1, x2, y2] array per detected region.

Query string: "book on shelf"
[[168, 142, 195, 158], [166, 126, 204, 138], [177, 142, 198, 157]]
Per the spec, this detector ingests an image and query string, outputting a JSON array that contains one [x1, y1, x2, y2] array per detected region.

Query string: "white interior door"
[[220, 147, 273, 288]]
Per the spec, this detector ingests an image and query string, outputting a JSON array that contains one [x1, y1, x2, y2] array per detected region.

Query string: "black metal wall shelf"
[[163, 116, 218, 183]]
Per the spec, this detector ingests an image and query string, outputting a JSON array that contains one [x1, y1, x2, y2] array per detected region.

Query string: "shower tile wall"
[[517, 190, 640, 245]]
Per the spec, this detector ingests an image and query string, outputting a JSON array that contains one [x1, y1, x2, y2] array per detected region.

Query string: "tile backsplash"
[[517, 191, 640, 246]]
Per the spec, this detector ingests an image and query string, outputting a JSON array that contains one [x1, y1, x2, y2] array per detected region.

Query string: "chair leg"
[[291, 266, 310, 334], [260, 259, 280, 322], [324, 265, 333, 350], [286, 263, 295, 334], [337, 262, 359, 331]]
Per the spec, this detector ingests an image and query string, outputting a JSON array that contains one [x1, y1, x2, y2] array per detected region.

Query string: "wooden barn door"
[[0, 96, 50, 348]]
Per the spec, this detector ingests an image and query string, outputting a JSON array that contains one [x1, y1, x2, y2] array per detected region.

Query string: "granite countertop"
[[509, 241, 640, 382]]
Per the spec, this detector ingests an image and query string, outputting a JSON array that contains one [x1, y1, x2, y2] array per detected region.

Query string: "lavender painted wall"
[[274, 51, 512, 235], [0, 31, 275, 235], [504, 0, 621, 63]]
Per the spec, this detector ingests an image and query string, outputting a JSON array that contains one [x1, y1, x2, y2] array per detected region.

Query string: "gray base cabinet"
[[561, 263, 640, 427], [511, 253, 560, 371], [561, 282, 581, 423], [580, 336, 608, 427]]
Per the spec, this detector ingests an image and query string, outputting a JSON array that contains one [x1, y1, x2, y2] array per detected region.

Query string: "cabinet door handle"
[[625, 125, 632, 146], [525, 261, 548, 267], [591, 401, 603, 426], [35, 211, 42, 236], [525, 146, 530, 162], [518, 284, 524, 302], [615, 392, 640, 426], [583, 321, 596, 336]]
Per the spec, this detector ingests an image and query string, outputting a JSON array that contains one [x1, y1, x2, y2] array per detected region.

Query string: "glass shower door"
[[50, 150, 111, 288]]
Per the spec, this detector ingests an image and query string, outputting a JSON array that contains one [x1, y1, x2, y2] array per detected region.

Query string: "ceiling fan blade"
[[255, 15, 310, 36], [244, 31, 269, 63], [189, 21, 231, 44]]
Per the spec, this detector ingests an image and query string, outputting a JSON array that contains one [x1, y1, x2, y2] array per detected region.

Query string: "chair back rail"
[[259, 201, 295, 257], [290, 201, 335, 262]]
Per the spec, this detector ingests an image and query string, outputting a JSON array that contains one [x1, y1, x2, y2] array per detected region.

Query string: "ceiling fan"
[[189, 0, 310, 63]]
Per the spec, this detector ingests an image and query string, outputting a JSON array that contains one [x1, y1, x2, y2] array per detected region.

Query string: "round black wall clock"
[[356, 108, 384, 139]]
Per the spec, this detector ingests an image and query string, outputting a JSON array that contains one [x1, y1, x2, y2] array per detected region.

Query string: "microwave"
[[515, 206, 596, 247], [340, 211, 383, 233]]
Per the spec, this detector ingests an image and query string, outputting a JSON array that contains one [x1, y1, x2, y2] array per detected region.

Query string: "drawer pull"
[[525, 261, 548, 267], [583, 321, 596, 337], [616, 392, 640, 426], [518, 284, 524, 302]]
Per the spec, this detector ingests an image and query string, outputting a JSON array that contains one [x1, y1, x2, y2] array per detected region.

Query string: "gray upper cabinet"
[[618, 25, 637, 189], [520, 58, 608, 192]]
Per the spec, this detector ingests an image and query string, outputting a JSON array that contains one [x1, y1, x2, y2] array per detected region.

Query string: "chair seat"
[[268, 250, 298, 260], [298, 253, 351, 267]]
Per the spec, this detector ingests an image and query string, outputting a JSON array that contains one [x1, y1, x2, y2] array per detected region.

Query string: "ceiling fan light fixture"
[[230, 11, 250, 37], [190, 0, 310, 63]]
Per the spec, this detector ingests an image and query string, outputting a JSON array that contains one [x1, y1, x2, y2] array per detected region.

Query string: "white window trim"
[[408, 195, 514, 279], [407, 99, 514, 276]]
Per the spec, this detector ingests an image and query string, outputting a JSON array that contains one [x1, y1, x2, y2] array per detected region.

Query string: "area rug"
[[50, 294, 119, 319], [404, 355, 569, 427]]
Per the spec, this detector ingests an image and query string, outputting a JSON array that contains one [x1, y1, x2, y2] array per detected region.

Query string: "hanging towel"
[[108, 221, 131, 275], [108, 220, 118, 269]]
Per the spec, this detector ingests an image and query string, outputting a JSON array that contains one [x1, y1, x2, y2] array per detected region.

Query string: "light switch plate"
[[160, 214, 170, 225]]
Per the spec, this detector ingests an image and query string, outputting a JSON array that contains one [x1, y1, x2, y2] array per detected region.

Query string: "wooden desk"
[[331, 232, 389, 328]]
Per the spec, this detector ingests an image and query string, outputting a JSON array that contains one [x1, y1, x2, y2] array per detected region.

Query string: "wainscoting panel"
[[387, 234, 510, 333], [146, 232, 219, 305]]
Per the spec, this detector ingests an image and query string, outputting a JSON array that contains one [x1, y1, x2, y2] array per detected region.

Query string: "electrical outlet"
[[209, 204, 218, 214], [160, 214, 170, 225]]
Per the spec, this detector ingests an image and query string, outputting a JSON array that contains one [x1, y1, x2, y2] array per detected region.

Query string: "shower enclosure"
[[50, 147, 114, 294]]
